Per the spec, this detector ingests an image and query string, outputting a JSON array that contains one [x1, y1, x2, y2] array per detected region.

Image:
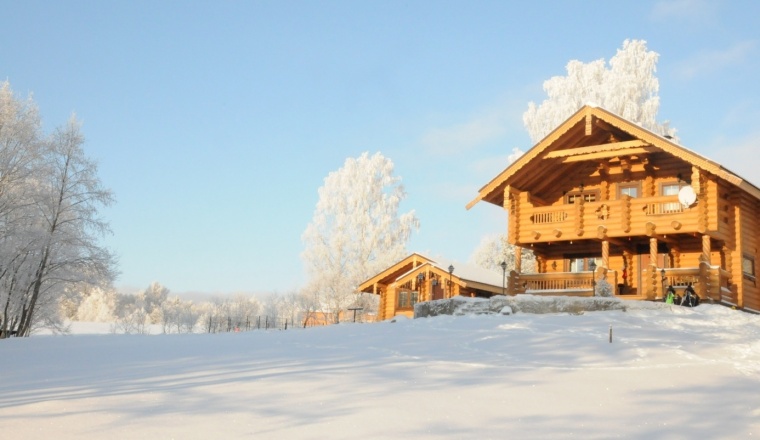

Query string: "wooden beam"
[[559, 146, 660, 163], [544, 140, 650, 159]]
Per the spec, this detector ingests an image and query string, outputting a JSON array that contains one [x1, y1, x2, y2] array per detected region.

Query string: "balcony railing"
[[522, 195, 694, 242]]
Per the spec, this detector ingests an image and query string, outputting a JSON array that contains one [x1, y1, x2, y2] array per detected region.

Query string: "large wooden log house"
[[468, 105, 760, 312]]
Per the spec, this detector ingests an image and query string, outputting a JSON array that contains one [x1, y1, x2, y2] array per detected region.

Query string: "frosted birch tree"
[[302, 152, 419, 323], [0, 82, 116, 338], [470, 234, 536, 275], [523, 39, 676, 143]]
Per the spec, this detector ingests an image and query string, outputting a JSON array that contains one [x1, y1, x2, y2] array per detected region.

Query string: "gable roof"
[[357, 253, 505, 294], [467, 105, 760, 210]]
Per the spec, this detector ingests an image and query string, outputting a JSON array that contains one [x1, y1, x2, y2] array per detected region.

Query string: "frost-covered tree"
[[0, 83, 116, 338], [470, 234, 536, 275], [159, 295, 199, 333], [76, 286, 117, 322], [139, 282, 169, 324], [302, 152, 419, 323], [523, 39, 676, 143]]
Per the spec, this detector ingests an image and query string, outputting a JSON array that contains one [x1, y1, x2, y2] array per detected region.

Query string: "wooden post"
[[702, 234, 712, 265], [575, 196, 585, 236], [699, 260, 710, 301], [602, 240, 610, 268], [650, 237, 658, 300], [620, 195, 631, 233], [377, 287, 387, 321], [515, 246, 523, 274], [508, 270, 519, 295]]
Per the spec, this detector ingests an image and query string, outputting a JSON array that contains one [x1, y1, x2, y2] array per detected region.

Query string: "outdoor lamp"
[[448, 265, 454, 297], [500, 261, 507, 296]]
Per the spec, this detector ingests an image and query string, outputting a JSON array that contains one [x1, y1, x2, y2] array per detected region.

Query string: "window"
[[397, 290, 419, 309], [565, 190, 599, 204], [661, 183, 681, 196], [743, 255, 756, 281], [567, 257, 600, 273], [618, 182, 640, 198], [661, 182, 682, 213]]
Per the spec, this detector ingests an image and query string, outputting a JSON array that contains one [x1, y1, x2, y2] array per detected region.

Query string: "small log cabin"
[[468, 105, 760, 312], [357, 253, 507, 319]]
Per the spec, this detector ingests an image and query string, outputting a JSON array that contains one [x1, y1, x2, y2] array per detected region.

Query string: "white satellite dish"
[[678, 186, 697, 207]]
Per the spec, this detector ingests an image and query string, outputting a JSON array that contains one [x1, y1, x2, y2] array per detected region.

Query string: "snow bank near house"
[[414, 294, 670, 318]]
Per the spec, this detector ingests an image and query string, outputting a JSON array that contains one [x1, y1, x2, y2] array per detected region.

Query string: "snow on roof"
[[394, 253, 504, 288]]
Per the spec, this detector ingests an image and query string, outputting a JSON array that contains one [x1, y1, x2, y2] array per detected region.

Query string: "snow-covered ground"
[[2, 304, 760, 439]]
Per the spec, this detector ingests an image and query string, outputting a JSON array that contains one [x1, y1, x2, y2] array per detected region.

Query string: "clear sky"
[[2, 0, 759, 296]]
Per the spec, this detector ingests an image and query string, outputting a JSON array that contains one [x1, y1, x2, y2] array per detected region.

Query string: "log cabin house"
[[357, 253, 507, 319], [467, 105, 760, 313]]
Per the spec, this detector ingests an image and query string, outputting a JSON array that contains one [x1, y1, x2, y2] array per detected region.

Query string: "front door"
[[432, 282, 444, 300], [637, 244, 669, 297]]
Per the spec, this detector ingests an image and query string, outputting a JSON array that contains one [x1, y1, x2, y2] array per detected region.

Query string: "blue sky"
[[2, 0, 759, 296]]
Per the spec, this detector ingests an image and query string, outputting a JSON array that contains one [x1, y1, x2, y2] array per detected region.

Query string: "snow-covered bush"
[[594, 279, 614, 297]]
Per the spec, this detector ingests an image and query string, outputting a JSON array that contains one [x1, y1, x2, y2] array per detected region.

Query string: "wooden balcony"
[[519, 195, 701, 243]]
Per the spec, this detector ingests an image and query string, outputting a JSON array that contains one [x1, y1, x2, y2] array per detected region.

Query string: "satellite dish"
[[678, 186, 697, 207]]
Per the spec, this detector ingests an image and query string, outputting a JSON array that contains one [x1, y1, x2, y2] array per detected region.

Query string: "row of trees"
[[0, 82, 115, 338], [60, 281, 371, 334]]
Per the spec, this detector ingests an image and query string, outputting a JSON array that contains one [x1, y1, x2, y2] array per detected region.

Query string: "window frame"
[[742, 254, 756, 283], [660, 181, 682, 196], [397, 290, 419, 309], [618, 181, 641, 199], [564, 256, 600, 273], [565, 190, 600, 205]]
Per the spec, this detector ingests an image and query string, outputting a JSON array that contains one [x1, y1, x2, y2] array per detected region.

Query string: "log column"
[[700, 234, 712, 300], [515, 246, 523, 274], [649, 237, 659, 300], [377, 286, 387, 321], [602, 240, 610, 268]]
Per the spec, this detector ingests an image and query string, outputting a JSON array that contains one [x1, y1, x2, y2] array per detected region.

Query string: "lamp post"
[[448, 264, 454, 298], [500, 261, 507, 296], [589, 259, 597, 295]]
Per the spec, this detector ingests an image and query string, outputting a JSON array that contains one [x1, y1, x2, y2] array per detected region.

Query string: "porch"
[[507, 264, 735, 304]]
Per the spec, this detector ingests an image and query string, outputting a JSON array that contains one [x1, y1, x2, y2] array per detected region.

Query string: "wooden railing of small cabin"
[[523, 195, 697, 242]]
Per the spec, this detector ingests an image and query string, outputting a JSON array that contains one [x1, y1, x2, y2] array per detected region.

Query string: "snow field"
[[1, 304, 759, 439]]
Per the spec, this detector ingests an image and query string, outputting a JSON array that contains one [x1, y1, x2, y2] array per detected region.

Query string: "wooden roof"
[[357, 253, 504, 294], [356, 253, 434, 293], [467, 105, 760, 209]]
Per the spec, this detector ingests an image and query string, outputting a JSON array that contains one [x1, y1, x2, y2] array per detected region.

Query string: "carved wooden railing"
[[647, 266, 731, 303], [637, 195, 683, 216], [529, 205, 573, 225], [523, 195, 694, 242], [510, 270, 620, 297]]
